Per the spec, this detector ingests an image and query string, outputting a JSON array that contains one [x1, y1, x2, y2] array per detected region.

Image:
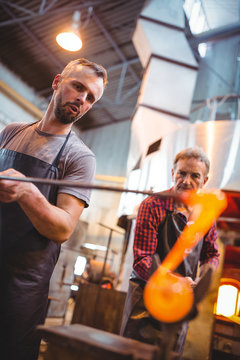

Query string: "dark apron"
[[120, 211, 203, 359], [0, 123, 71, 360], [156, 210, 203, 280]]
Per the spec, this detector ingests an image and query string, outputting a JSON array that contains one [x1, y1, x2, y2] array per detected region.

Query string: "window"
[[183, 0, 209, 34]]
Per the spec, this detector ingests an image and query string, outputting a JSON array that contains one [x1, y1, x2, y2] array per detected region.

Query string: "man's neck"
[[37, 118, 72, 135], [175, 197, 193, 220]]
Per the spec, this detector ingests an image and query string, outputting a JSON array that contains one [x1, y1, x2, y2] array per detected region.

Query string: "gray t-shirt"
[[0, 122, 96, 207]]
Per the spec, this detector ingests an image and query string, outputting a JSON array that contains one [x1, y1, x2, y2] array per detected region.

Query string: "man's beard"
[[54, 95, 81, 124]]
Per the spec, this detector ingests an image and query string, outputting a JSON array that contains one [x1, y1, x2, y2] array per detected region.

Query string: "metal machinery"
[[210, 191, 240, 360]]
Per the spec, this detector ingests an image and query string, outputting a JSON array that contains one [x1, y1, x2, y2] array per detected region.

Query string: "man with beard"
[[0, 58, 107, 360], [120, 147, 219, 359]]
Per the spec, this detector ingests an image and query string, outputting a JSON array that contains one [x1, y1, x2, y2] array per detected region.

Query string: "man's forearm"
[[133, 256, 153, 281], [18, 186, 77, 243], [0, 168, 84, 243]]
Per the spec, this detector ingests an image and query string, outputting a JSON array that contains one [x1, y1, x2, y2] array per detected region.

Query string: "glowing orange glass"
[[144, 189, 227, 323]]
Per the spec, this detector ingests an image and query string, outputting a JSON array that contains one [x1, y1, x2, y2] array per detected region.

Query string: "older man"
[[0, 58, 107, 360], [120, 147, 219, 358]]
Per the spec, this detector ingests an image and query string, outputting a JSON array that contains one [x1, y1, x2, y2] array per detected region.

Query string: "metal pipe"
[[193, 21, 240, 44], [0, 175, 173, 197]]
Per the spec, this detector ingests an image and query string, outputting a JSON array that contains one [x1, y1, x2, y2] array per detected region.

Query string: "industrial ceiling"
[[0, 0, 239, 131], [0, 0, 145, 130]]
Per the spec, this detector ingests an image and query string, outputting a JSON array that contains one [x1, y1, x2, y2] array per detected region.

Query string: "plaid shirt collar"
[[165, 187, 175, 212]]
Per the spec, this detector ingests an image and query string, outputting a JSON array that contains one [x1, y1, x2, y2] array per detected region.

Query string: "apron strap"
[[51, 130, 71, 167], [1, 121, 71, 169], [156, 211, 187, 276]]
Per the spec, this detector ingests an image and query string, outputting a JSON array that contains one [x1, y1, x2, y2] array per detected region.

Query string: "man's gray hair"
[[173, 146, 210, 175]]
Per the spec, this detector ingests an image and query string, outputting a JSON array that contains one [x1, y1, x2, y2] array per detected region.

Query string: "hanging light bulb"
[[56, 32, 82, 52], [56, 11, 83, 52]]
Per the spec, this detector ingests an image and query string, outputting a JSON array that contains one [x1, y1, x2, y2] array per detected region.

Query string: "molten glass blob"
[[144, 266, 194, 323], [144, 189, 228, 323]]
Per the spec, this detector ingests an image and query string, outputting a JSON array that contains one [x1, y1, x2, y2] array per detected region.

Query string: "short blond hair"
[[61, 58, 108, 87]]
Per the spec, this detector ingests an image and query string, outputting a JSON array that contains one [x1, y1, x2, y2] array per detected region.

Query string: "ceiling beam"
[[107, 57, 140, 72], [115, 62, 128, 103], [0, 1, 35, 16], [0, 1, 103, 27], [40, 0, 59, 14], [39, 0, 47, 14], [119, 81, 141, 103], [92, 11, 140, 83], [1, 3, 64, 70]]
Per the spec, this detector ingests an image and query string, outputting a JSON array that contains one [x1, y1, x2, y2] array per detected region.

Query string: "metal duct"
[[127, 0, 198, 173], [147, 120, 240, 192]]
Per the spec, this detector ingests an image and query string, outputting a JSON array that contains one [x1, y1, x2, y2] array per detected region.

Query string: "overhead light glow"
[[216, 284, 238, 317], [198, 43, 207, 58], [74, 256, 87, 276], [81, 243, 107, 251], [71, 284, 79, 291], [56, 32, 82, 52], [184, 0, 208, 34]]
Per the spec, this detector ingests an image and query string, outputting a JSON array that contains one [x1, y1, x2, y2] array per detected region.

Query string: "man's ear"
[[171, 168, 174, 181], [52, 74, 62, 90], [203, 176, 208, 185]]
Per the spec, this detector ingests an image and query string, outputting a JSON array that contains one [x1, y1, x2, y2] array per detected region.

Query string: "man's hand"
[[0, 168, 33, 203], [0, 168, 84, 243], [185, 276, 196, 288]]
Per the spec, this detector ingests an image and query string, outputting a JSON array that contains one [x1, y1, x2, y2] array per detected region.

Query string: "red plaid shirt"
[[133, 190, 219, 281]]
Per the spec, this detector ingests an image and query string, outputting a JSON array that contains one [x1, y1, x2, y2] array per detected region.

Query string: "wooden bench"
[[37, 323, 159, 360]]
